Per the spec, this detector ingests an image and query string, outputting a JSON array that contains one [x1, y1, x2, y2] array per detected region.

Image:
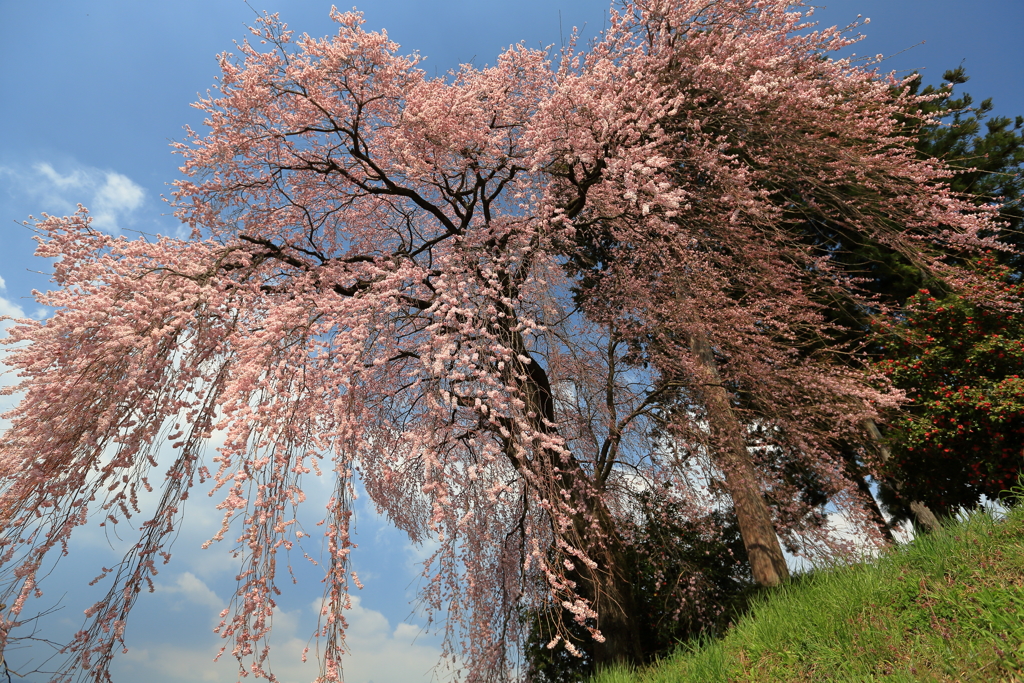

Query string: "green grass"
[[593, 506, 1024, 683]]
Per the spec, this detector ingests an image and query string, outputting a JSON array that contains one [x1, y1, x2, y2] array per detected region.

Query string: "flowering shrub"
[[873, 257, 1024, 512]]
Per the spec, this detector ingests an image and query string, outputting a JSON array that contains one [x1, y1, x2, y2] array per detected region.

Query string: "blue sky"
[[1, 1, 1022, 681]]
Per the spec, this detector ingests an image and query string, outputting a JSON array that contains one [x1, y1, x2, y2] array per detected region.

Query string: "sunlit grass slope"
[[594, 503, 1024, 683]]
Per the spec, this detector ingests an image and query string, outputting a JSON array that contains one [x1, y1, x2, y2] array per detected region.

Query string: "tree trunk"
[[506, 345, 644, 665], [863, 419, 942, 534], [839, 445, 896, 543], [855, 469, 896, 543], [573, 507, 645, 667], [689, 331, 790, 587], [908, 501, 942, 533]]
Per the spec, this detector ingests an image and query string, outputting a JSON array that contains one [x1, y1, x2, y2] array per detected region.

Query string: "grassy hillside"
[[593, 503, 1024, 683]]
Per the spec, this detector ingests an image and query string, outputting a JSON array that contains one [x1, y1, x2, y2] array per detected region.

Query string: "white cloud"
[[34, 162, 91, 189], [105, 591, 449, 683], [778, 509, 914, 575], [0, 284, 28, 423], [92, 168, 146, 221], [157, 572, 225, 612], [310, 594, 453, 683], [0, 274, 26, 321], [0, 161, 146, 233], [0, 294, 25, 322]]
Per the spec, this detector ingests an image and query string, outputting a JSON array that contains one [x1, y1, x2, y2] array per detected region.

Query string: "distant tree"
[[797, 66, 1023, 312], [910, 68, 1023, 264]]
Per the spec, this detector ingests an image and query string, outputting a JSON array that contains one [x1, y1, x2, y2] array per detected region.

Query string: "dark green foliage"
[[872, 257, 1024, 515], [910, 68, 1024, 261], [524, 494, 754, 682], [800, 68, 1023, 327]]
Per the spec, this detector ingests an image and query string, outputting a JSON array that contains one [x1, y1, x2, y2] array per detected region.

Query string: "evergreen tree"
[[912, 68, 1023, 263]]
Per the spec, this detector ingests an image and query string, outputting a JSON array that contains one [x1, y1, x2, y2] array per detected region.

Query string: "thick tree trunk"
[[572, 508, 644, 667], [863, 419, 941, 534], [506, 346, 644, 665], [689, 331, 790, 587]]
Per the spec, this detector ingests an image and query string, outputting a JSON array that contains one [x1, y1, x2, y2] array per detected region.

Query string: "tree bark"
[[908, 501, 942, 533], [854, 468, 897, 543], [572, 506, 645, 667], [689, 331, 790, 587], [505, 343, 644, 665], [863, 419, 941, 534], [838, 445, 896, 543]]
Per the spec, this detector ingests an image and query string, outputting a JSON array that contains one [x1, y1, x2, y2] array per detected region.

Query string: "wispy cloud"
[[0, 281, 26, 345], [0, 294, 27, 326], [1, 160, 146, 233], [0, 277, 28, 440], [106, 588, 449, 683]]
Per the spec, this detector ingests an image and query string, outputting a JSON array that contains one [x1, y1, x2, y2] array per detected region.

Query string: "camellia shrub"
[[873, 256, 1024, 514]]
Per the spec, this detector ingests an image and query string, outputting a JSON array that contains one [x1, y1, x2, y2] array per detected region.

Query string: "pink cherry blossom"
[[0, 3, 998, 681]]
